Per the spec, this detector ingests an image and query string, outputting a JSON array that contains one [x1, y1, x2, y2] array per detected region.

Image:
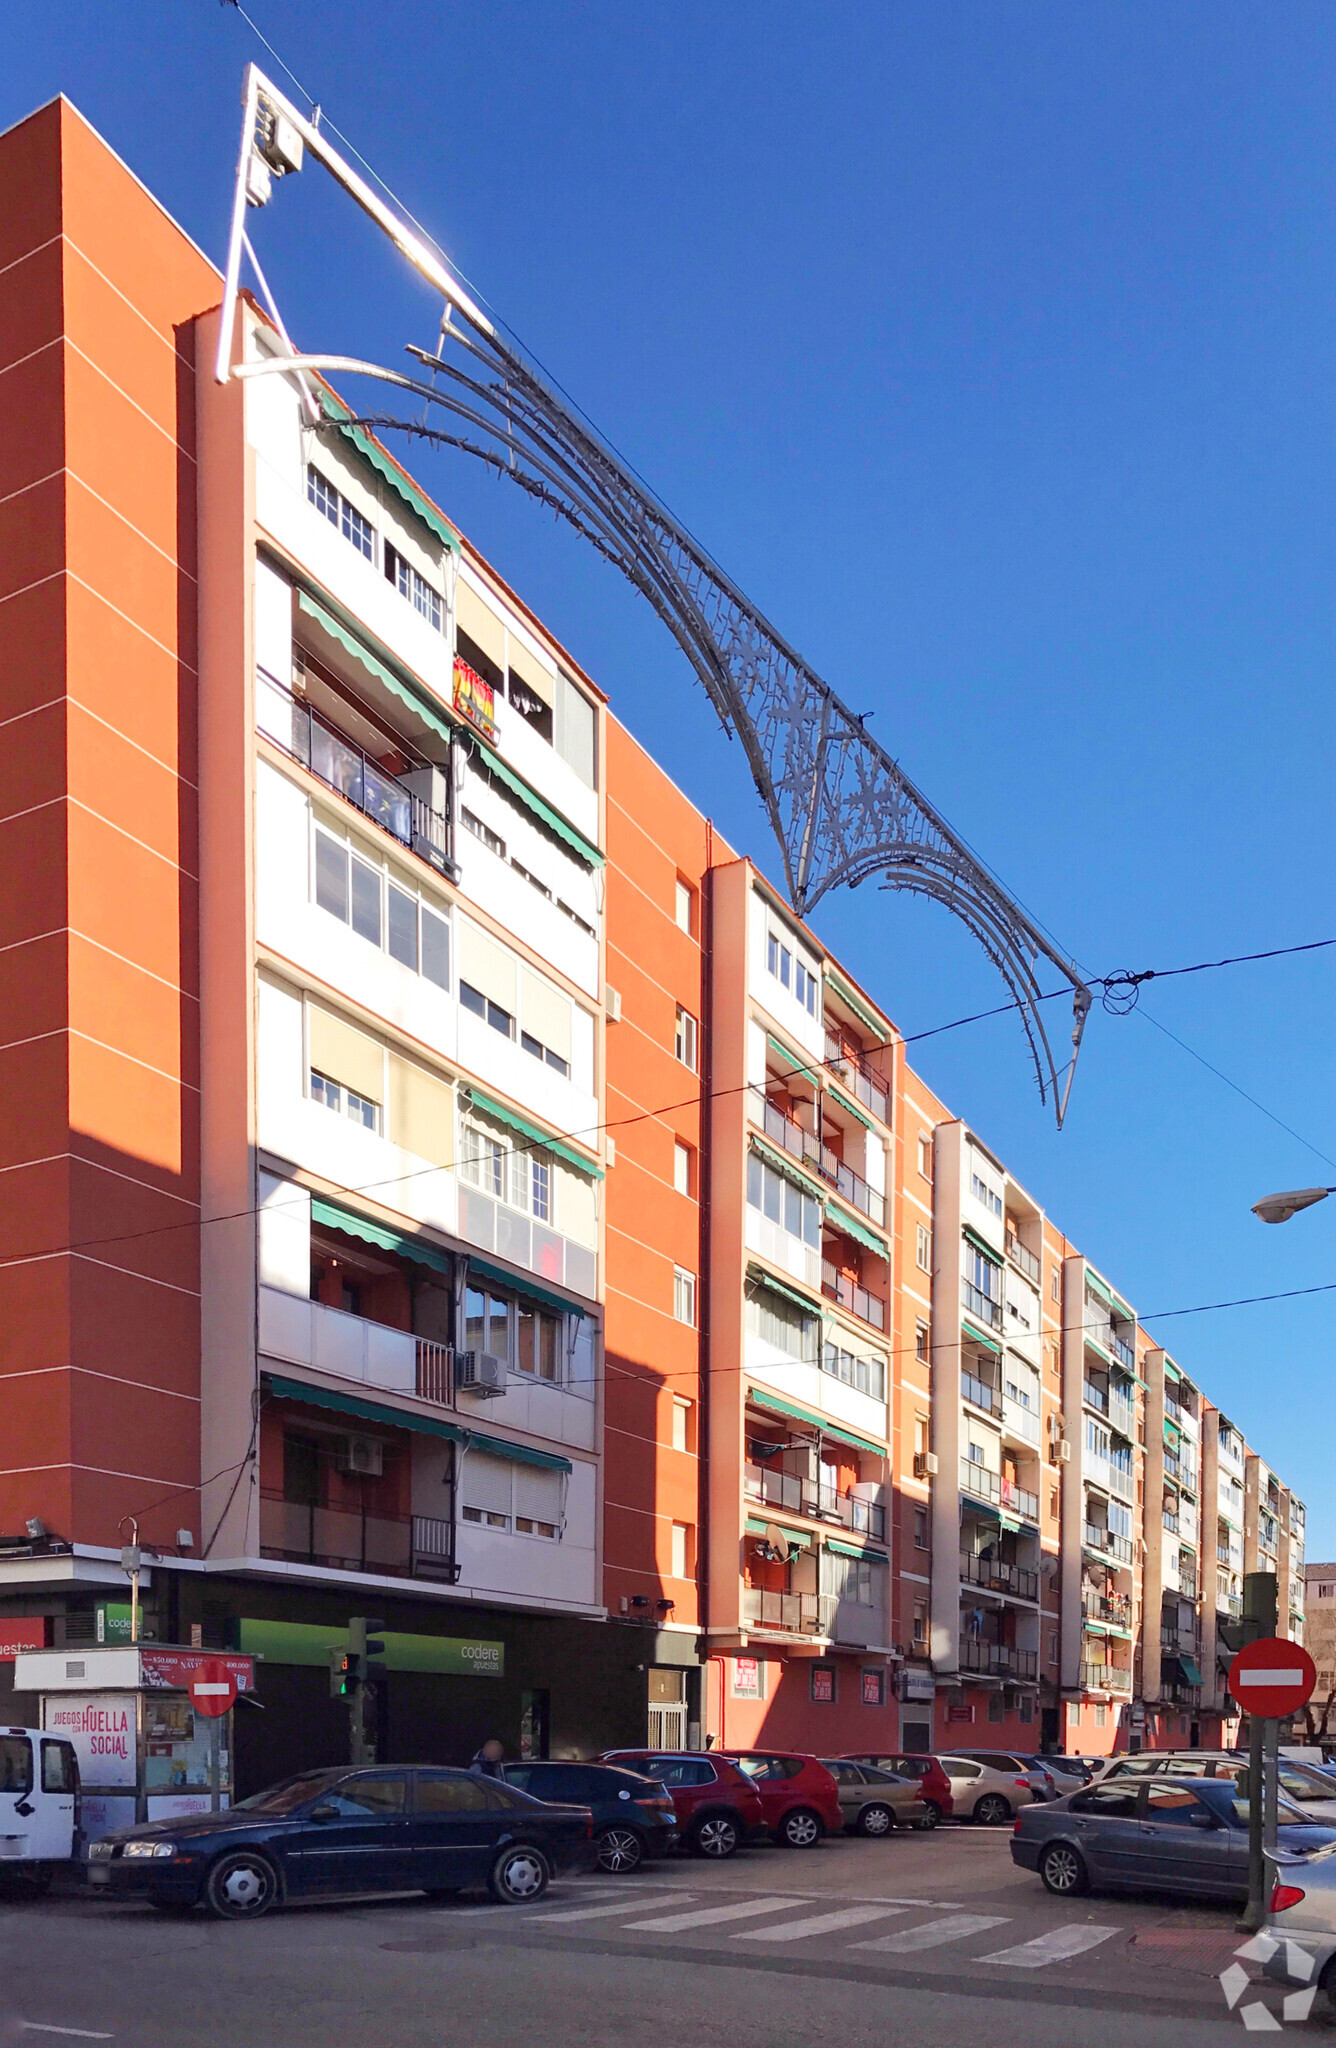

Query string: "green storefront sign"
[[96, 1602, 133, 1643], [238, 1618, 504, 1678]]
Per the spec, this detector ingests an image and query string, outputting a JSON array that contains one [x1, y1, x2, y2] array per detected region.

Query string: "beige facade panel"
[[459, 918, 519, 1011], [388, 1054, 454, 1165], [456, 579, 507, 667], [308, 1002, 384, 1104], [522, 966, 573, 1060]]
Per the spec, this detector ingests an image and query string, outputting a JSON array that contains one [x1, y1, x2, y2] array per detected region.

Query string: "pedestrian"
[[470, 1736, 505, 1777]]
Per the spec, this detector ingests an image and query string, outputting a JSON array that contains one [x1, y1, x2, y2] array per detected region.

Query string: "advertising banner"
[[44, 1694, 136, 1786]]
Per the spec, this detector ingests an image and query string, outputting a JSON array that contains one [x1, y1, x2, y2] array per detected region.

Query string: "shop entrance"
[[647, 1668, 687, 1748]]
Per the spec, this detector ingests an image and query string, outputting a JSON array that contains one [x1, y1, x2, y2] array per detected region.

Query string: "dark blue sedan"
[[86, 1766, 594, 1918], [1012, 1774, 1336, 1900]]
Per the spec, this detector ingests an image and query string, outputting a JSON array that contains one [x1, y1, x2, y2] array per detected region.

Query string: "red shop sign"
[[0, 1618, 48, 1659], [140, 1649, 254, 1693]]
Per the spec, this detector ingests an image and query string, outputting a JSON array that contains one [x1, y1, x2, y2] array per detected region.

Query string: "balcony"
[[822, 1262, 886, 1331], [961, 1552, 1039, 1602], [1004, 1233, 1041, 1285], [959, 1639, 1038, 1679], [1084, 1307, 1114, 1354], [1163, 1391, 1181, 1424], [1219, 1591, 1243, 1618], [1083, 1379, 1109, 1415], [961, 1457, 1000, 1504], [1108, 1462, 1135, 1503], [750, 1092, 887, 1228], [1109, 1390, 1136, 1439], [742, 1586, 825, 1637], [1163, 1510, 1180, 1536], [1001, 1397, 1040, 1447], [1160, 1626, 1201, 1655], [823, 1035, 890, 1126], [1084, 1591, 1133, 1630], [961, 1369, 998, 1415], [743, 1464, 886, 1543], [260, 1287, 452, 1403], [260, 1495, 414, 1576], [1111, 1331, 1136, 1372], [1180, 1571, 1199, 1601], [1084, 1522, 1134, 1565], [257, 668, 452, 875], [1001, 1474, 1040, 1521], [1081, 1659, 1133, 1694], [962, 1280, 1003, 1332]]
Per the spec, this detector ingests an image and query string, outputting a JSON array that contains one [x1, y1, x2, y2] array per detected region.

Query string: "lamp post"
[[1251, 1186, 1336, 1225]]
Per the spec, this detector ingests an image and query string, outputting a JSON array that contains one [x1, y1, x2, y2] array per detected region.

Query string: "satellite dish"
[[764, 1523, 791, 1559]]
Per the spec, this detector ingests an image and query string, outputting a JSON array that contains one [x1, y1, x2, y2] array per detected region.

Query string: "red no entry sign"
[[188, 1657, 238, 1718], [1228, 1636, 1317, 1720]]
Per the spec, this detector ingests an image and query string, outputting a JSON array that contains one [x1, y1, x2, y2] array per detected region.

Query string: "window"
[[862, 1669, 885, 1706], [41, 1740, 75, 1794], [415, 1774, 492, 1813], [506, 661, 554, 743], [968, 1245, 1000, 1300], [521, 1029, 570, 1080], [915, 1321, 929, 1362], [810, 1667, 836, 1703], [460, 981, 514, 1039], [766, 931, 817, 1014], [670, 1522, 692, 1579], [746, 1151, 821, 1248], [384, 542, 443, 632], [307, 466, 373, 561], [820, 1336, 886, 1402], [988, 1694, 1005, 1724], [314, 829, 451, 991], [745, 1283, 818, 1361], [461, 807, 506, 859], [916, 1224, 931, 1273], [917, 1133, 932, 1179], [914, 1415, 927, 1458], [310, 1070, 380, 1133], [323, 1774, 408, 1816], [673, 1141, 693, 1196], [673, 1267, 697, 1327], [971, 1171, 1002, 1218], [1068, 1784, 1138, 1820], [912, 1601, 928, 1648], [913, 1508, 929, 1550], [675, 879, 694, 934], [1049, 1488, 1060, 1521], [1048, 1630, 1060, 1663], [1095, 1702, 1108, 1728], [675, 1006, 698, 1071], [517, 1302, 559, 1381], [1051, 1267, 1061, 1303], [671, 1399, 692, 1454]]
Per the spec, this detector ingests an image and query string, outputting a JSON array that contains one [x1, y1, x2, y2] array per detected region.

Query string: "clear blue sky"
[[10, 4, 1336, 1549]]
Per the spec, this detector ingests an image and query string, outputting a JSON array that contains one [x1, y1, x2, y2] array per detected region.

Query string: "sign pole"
[[1264, 1716, 1279, 1853], [1242, 1708, 1266, 1932], [1228, 1633, 1316, 1932], [209, 1716, 221, 1814]]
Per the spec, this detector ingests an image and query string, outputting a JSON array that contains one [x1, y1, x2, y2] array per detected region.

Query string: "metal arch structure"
[[218, 64, 1093, 1123]]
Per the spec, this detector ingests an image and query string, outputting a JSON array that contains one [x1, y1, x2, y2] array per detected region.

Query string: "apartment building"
[[1304, 1565, 1336, 1715]]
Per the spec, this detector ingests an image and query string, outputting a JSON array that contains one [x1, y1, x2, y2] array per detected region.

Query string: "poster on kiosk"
[[12, 1644, 255, 1843]]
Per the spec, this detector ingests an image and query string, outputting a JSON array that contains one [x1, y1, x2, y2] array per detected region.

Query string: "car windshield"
[[235, 1772, 344, 1814], [1224, 1792, 1317, 1828]]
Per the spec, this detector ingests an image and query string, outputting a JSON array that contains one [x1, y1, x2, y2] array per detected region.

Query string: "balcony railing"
[[742, 1464, 886, 1542], [961, 1369, 998, 1414], [1163, 1511, 1180, 1536], [1083, 1379, 1109, 1414], [1084, 1307, 1114, 1353], [1001, 1474, 1040, 1521], [961, 1553, 1039, 1602], [1084, 1522, 1134, 1564], [1163, 1392, 1181, 1424], [1004, 1233, 1041, 1284], [961, 1458, 1000, 1503], [1002, 1398, 1040, 1447], [1109, 1392, 1136, 1439], [959, 1639, 1038, 1678], [1081, 1659, 1133, 1694], [1219, 1591, 1243, 1618], [823, 1035, 891, 1126], [1084, 1592, 1133, 1630], [749, 1092, 887, 1228], [411, 1515, 457, 1580], [416, 1341, 451, 1405], [1108, 1463, 1135, 1503], [822, 1262, 886, 1331], [962, 1280, 1003, 1331], [745, 1464, 805, 1515], [1111, 1331, 1136, 1371], [260, 1496, 413, 1576], [258, 668, 452, 874], [1160, 1626, 1201, 1654], [742, 1586, 825, 1636]]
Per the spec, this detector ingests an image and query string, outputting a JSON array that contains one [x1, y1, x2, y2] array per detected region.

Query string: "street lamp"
[[1251, 1186, 1336, 1225]]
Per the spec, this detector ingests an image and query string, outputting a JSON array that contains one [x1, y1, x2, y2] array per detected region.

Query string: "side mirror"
[[1188, 1810, 1220, 1830], [308, 1803, 339, 1822]]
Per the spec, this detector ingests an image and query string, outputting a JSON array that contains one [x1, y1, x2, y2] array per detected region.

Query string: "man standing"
[[470, 1737, 505, 1777]]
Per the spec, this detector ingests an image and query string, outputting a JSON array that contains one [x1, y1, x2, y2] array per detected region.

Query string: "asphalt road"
[[0, 1826, 1311, 2044]]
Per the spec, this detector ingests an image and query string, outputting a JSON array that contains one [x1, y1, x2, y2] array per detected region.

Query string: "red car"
[[601, 1750, 765, 1859], [722, 1751, 844, 1848], [842, 1753, 955, 1823]]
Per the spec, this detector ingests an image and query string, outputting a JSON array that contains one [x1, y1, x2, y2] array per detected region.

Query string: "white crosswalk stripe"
[[976, 1925, 1120, 1968], [734, 1904, 908, 1943], [623, 1897, 811, 1933], [849, 1913, 1011, 1955], [528, 1896, 696, 1926]]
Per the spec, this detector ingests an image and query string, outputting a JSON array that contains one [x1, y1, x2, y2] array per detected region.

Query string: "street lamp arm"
[[1251, 1187, 1336, 1225]]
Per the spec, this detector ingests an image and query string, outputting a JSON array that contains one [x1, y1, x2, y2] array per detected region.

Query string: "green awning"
[[766, 1034, 821, 1083], [466, 1255, 587, 1321], [961, 1318, 1003, 1357], [824, 968, 885, 1038], [1084, 1270, 1113, 1307], [1110, 1293, 1134, 1325], [318, 388, 460, 554], [295, 589, 454, 749], [750, 1135, 825, 1202], [263, 1373, 571, 1472], [998, 1513, 1023, 1535], [1164, 1418, 1181, 1445], [743, 1516, 810, 1552], [1177, 1655, 1204, 1688], [812, 1417, 887, 1456], [463, 1088, 603, 1181], [962, 1225, 1001, 1264], [745, 1265, 821, 1320], [467, 739, 604, 870], [825, 1083, 872, 1130], [825, 1536, 888, 1563], [824, 1199, 886, 1259], [746, 1386, 823, 1432], [311, 1195, 453, 1274], [1163, 1359, 1182, 1384]]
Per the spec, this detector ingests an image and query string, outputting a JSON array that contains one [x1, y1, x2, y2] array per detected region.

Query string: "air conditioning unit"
[[914, 1451, 939, 1478], [456, 1351, 508, 1398], [338, 1434, 383, 1477], [1058, 1439, 1072, 1463], [605, 985, 622, 1023]]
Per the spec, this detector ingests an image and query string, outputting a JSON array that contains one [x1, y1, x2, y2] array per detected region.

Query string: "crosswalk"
[[515, 1889, 1122, 1974]]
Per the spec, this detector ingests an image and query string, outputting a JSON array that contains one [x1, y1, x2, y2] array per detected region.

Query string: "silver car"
[[1264, 1840, 1336, 2003], [937, 1752, 1050, 1825], [1096, 1750, 1336, 1826], [821, 1760, 932, 1835]]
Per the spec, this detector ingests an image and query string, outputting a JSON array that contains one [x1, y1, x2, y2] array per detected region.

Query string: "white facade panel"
[[743, 1208, 821, 1291], [747, 889, 826, 1062]]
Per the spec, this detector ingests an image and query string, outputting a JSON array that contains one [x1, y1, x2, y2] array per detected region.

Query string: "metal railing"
[[959, 1639, 1038, 1678], [823, 1035, 891, 1125], [962, 1280, 1003, 1331], [822, 1262, 886, 1330], [1083, 1379, 1109, 1414], [743, 1465, 886, 1542], [755, 1090, 884, 1229], [1084, 1522, 1134, 1564], [260, 1496, 413, 1575], [258, 668, 452, 873], [961, 1457, 1000, 1503], [742, 1587, 825, 1635], [416, 1341, 452, 1404], [1081, 1660, 1133, 1694], [1005, 1233, 1041, 1284], [961, 1552, 1040, 1602], [1001, 1474, 1040, 1520], [1111, 1331, 1136, 1371], [745, 1464, 805, 1515], [1084, 1306, 1114, 1353], [411, 1515, 456, 1579], [1085, 1592, 1133, 1629], [961, 1369, 998, 1414]]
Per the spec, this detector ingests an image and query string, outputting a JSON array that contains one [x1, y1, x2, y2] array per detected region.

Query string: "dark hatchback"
[[499, 1761, 677, 1872], [86, 1766, 594, 1919]]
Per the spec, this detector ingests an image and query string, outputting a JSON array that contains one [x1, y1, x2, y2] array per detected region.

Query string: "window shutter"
[[456, 581, 508, 668], [388, 1056, 454, 1164], [308, 1003, 384, 1103], [521, 968, 573, 1060], [459, 919, 518, 1012]]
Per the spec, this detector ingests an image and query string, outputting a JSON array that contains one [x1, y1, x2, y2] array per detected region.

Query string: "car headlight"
[[87, 1842, 114, 1860], [122, 1841, 177, 1859]]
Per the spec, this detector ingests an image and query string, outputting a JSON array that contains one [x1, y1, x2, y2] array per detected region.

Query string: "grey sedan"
[[1011, 1775, 1336, 1900], [1264, 1840, 1336, 2002]]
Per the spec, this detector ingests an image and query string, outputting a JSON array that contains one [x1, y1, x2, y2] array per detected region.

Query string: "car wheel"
[[778, 1808, 823, 1849], [857, 1803, 894, 1838], [205, 1850, 279, 1920], [913, 1803, 940, 1832], [690, 1813, 740, 1859], [973, 1793, 1011, 1826], [596, 1826, 644, 1874], [921, 1800, 944, 1826], [488, 1844, 550, 1904], [1039, 1842, 1089, 1897]]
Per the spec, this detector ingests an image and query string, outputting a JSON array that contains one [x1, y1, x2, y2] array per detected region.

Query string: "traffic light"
[[348, 1617, 387, 1668], [329, 1648, 360, 1699]]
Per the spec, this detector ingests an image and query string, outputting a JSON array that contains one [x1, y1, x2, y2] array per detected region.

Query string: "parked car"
[[85, 1765, 594, 1919], [499, 1760, 677, 1873], [937, 1752, 1051, 1824], [601, 1750, 766, 1859], [841, 1754, 955, 1823], [822, 1759, 932, 1834], [1262, 1841, 1336, 2002], [1012, 1775, 1336, 1901], [1095, 1751, 1336, 1826], [720, 1752, 843, 1847], [0, 1728, 80, 1893], [1018, 1755, 1088, 1798]]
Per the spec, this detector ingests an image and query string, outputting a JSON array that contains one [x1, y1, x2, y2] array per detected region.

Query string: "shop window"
[[810, 1667, 836, 1704]]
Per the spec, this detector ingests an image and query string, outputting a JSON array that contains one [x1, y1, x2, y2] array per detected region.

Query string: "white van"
[[0, 1728, 80, 1890]]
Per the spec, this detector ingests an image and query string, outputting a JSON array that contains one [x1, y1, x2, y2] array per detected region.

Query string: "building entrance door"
[[648, 1669, 687, 1748]]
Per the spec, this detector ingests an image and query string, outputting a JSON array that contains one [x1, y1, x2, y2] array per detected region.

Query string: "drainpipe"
[[697, 826, 715, 1746]]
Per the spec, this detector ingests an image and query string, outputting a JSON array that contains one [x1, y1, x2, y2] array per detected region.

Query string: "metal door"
[[0, 1735, 34, 1863], [648, 1668, 687, 1749], [29, 1741, 76, 1861], [1130, 1783, 1244, 1895]]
